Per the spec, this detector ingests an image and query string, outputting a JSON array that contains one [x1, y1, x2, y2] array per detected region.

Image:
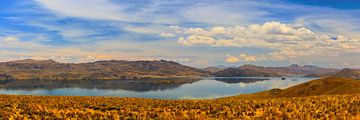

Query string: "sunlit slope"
[[1, 77, 360, 119], [227, 77, 360, 99], [331, 68, 360, 80], [1, 94, 360, 119]]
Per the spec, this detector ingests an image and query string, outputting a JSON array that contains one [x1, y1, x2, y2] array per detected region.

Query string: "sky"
[[0, 0, 360, 68]]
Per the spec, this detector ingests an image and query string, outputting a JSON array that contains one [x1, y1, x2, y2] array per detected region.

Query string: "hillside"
[[0, 59, 210, 80], [1, 77, 360, 119], [228, 77, 360, 99], [2, 87, 360, 119], [270, 64, 339, 76], [203, 67, 226, 73], [212, 64, 338, 77], [213, 65, 281, 77], [331, 68, 360, 80]]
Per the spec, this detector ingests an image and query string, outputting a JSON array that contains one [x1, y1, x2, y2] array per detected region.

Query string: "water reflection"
[[213, 77, 270, 84], [0, 78, 200, 92], [0, 77, 317, 99]]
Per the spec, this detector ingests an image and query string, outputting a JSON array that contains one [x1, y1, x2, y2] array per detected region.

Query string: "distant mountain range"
[[210, 64, 339, 77], [213, 65, 281, 77], [0, 59, 359, 80], [0, 59, 210, 80]]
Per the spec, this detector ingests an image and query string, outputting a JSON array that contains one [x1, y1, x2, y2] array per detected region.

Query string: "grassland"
[[1, 77, 360, 119], [0, 94, 360, 119]]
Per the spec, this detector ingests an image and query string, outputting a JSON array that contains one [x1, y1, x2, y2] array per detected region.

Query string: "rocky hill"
[[213, 65, 281, 77], [0, 59, 210, 80], [213, 64, 338, 77]]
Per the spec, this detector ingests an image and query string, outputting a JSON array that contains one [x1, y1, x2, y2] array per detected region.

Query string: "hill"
[[212, 64, 338, 77], [331, 68, 360, 80], [203, 67, 225, 73], [213, 65, 281, 77], [228, 77, 360, 99], [270, 64, 339, 76], [0, 59, 210, 80]]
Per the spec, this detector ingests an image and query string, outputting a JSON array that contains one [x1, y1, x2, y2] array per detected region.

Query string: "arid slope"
[[0, 59, 210, 80], [227, 77, 360, 99]]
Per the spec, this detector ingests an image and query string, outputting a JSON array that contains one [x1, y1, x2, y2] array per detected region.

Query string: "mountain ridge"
[[0, 59, 210, 80], [212, 64, 339, 77]]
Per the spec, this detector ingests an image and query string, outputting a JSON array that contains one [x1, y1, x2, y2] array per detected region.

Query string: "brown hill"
[[331, 68, 360, 80], [0, 59, 210, 80], [227, 77, 360, 99], [270, 64, 339, 76], [213, 64, 338, 77], [213, 65, 281, 77], [203, 67, 226, 73]]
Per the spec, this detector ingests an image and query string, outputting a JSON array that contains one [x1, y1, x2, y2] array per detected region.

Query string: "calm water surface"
[[0, 77, 317, 99]]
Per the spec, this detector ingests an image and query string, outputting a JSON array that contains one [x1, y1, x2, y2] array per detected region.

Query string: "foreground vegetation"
[[1, 94, 360, 119], [1, 77, 360, 119]]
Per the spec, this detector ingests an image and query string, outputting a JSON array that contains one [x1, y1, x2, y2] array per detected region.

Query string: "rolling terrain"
[[228, 77, 360, 99], [1, 77, 360, 119], [0, 59, 357, 81], [212, 64, 339, 77], [0, 59, 210, 80], [213, 65, 281, 77], [331, 68, 360, 80]]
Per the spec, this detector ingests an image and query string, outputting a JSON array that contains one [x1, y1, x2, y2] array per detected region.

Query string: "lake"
[[0, 76, 317, 99]]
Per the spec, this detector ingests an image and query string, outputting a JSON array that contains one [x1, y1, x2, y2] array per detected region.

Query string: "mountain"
[[331, 68, 360, 80], [213, 64, 339, 77], [203, 65, 227, 73], [213, 65, 281, 77], [269, 64, 339, 76], [0, 59, 210, 80], [227, 77, 360, 99]]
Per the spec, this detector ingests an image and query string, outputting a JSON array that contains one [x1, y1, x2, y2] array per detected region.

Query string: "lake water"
[[0, 77, 317, 99]]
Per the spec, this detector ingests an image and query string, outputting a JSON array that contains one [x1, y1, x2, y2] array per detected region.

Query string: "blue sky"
[[0, 0, 360, 68]]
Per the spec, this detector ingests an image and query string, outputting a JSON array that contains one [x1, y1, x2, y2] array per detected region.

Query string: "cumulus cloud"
[[171, 21, 360, 62], [177, 35, 216, 46], [239, 54, 258, 62], [159, 33, 176, 37], [225, 54, 240, 63], [225, 53, 263, 63]]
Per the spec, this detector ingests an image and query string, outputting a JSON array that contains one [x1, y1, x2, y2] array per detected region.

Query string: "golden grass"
[[1, 94, 360, 119]]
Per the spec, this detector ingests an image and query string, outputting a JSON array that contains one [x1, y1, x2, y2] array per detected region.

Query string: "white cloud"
[[239, 54, 258, 62], [159, 33, 176, 37], [35, 0, 134, 22], [181, 2, 267, 25], [225, 53, 263, 63], [171, 21, 360, 62], [34, 0, 179, 24], [3, 36, 18, 43], [225, 54, 240, 63], [177, 35, 216, 46]]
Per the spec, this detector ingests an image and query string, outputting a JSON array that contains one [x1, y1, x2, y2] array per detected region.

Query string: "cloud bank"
[[168, 21, 360, 63]]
